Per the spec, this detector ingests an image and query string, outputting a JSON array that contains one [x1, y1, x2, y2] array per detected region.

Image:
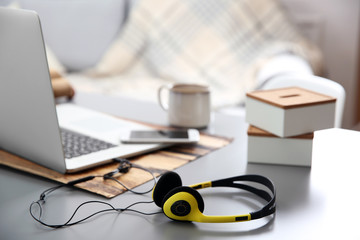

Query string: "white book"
[[247, 125, 313, 167]]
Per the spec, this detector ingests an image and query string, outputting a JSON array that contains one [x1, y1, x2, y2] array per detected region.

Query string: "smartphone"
[[121, 129, 200, 144]]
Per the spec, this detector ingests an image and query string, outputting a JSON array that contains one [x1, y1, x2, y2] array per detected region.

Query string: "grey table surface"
[[1, 92, 360, 240]]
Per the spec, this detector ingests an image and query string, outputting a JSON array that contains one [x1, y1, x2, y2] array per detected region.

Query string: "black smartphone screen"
[[130, 130, 189, 139]]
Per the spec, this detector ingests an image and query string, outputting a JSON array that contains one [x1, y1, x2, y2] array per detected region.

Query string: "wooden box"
[[247, 125, 313, 167], [245, 87, 336, 137]]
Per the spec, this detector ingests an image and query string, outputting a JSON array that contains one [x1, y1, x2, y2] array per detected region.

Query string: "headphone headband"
[[212, 175, 276, 220]]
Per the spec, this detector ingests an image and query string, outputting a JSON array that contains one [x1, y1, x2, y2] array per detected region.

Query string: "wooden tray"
[[0, 132, 232, 198]]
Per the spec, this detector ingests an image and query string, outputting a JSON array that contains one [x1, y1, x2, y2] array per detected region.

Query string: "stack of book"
[[246, 87, 336, 167]]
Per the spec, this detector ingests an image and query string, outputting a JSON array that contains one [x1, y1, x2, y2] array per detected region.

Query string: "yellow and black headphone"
[[152, 172, 276, 223]]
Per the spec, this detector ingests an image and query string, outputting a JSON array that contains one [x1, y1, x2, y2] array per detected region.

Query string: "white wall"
[[280, 0, 360, 128]]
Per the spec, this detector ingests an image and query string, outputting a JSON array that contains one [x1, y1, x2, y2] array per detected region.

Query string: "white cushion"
[[19, 0, 127, 71]]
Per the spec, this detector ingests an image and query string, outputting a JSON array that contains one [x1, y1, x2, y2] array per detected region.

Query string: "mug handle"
[[158, 84, 171, 111]]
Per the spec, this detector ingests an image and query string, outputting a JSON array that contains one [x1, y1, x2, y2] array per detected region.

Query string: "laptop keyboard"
[[60, 128, 116, 159]]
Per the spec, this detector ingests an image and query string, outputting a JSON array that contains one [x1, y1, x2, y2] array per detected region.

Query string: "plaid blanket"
[[91, 0, 321, 108]]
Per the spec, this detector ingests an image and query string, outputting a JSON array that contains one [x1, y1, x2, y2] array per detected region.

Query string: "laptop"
[[0, 7, 163, 173]]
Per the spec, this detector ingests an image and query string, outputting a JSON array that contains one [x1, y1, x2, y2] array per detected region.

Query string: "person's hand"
[[50, 69, 75, 99]]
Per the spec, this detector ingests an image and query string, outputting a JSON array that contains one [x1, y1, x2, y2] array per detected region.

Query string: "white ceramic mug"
[[158, 83, 211, 128]]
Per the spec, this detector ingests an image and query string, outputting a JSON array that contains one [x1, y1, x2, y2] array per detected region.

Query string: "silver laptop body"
[[0, 7, 161, 173]]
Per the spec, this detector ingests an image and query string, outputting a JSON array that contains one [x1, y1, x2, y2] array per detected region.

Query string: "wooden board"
[[0, 132, 232, 198], [247, 125, 314, 139], [246, 87, 336, 109]]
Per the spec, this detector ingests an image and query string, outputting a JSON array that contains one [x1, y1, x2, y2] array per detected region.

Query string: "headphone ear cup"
[[153, 172, 182, 207], [162, 186, 205, 216]]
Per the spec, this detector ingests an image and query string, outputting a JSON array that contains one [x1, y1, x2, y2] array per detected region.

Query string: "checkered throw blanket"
[[91, 0, 321, 108]]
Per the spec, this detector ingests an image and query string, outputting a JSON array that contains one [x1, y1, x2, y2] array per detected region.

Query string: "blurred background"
[[1, 0, 359, 129]]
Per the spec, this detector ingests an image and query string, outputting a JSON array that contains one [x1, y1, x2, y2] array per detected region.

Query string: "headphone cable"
[[29, 199, 162, 228], [29, 158, 160, 228]]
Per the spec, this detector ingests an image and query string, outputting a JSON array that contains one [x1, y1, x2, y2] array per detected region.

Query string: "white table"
[[1, 92, 360, 240]]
